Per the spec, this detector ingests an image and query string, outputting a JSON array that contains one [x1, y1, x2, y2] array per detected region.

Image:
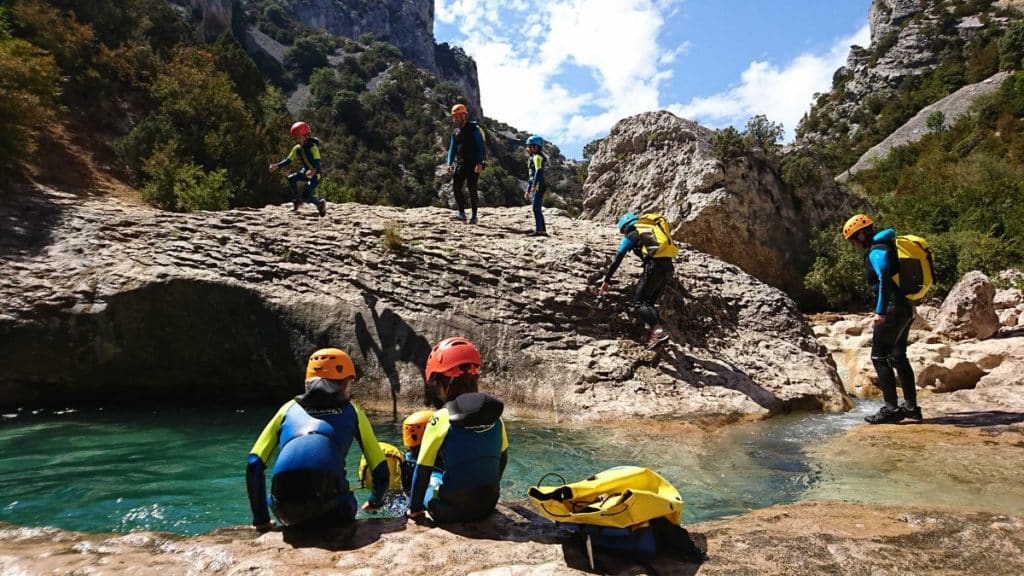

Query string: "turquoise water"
[[0, 403, 880, 535]]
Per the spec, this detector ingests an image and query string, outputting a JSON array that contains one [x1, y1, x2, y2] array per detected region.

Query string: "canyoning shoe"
[[317, 200, 327, 217], [469, 215, 478, 225], [647, 327, 670, 348], [452, 211, 467, 222], [864, 405, 903, 424], [291, 201, 301, 212], [527, 230, 548, 237], [900, 404, 923, 422]]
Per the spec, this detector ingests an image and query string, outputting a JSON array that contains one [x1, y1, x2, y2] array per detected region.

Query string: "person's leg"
[[466, 171, 480, 222], [287, 172, 302, 210], [305, 177, 326, 216], [532, 190, 546, 232], [634, 261, 662, 328], [452, 171, 468, 219], [891, 307, 920, 416], [866, 313, 904, 423]]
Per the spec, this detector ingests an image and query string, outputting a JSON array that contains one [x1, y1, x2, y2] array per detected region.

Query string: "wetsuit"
[[865, 228, 917, 409], [246, 379, 388, 527], [447, 121, 486, 219], [527, 151, 548, 233], [603, 226, 675, 328], [276, 137, 323, 208], [409, 392, 508, 523]]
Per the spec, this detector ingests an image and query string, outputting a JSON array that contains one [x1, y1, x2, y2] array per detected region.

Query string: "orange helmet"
[[290, 121, 311, 138], [842, 214, 874, 240], [402, 410, 434, 448], [450, 103, 468, 116], [424, 337, 481, 382], [305, 348, 355, 381]]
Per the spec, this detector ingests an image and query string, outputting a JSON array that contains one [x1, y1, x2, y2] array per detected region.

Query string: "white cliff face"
[[581, 111, 855, 306]]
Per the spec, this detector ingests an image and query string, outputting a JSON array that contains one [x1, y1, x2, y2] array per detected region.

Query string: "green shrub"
[[0, 35, 59, 170], [382, 223, 404, 251], [780, 154, 819, 188], [709, 126, 748, 160], [744, 114, 784, 155], [803, 228, 870, 309], [999, 21, 1024, 71]]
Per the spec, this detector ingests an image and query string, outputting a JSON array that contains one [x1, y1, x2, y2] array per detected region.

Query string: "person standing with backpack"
[[843, 213, 924, 424], [446, 104, 486, 224], [597, 212, 679, 347], [524, 135, 548, 236]]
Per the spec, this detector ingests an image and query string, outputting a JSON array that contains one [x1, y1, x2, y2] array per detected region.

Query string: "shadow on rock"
[[920, 411, 1024, 427], [281, 516, 407, 551], [0, 184, 64, 258], [355, 292, 432, 416]]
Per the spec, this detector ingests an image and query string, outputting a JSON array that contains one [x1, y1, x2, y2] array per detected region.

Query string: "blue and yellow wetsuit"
[[409, 392, 508, 522], [276, 137, 323, 207], [246, 380, 389, 527], [603, 225, 675, 328], [865, 227, 917, 409], [527, 151, 548, 233]]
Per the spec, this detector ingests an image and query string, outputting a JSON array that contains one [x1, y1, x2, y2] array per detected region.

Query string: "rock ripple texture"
[[0, 188, 846, 419]]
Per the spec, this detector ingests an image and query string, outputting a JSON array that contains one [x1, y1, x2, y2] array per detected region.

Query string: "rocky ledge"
[[1, 501, 1021, 575], [0, 186, 846, 421]]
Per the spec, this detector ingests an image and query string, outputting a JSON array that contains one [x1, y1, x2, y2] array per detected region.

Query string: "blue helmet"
[[617, 212, 638, 233], [526, 135, 544, 147]]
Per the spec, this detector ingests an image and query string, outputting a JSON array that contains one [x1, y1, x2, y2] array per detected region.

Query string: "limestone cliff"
[[0, 186, 847, 420]]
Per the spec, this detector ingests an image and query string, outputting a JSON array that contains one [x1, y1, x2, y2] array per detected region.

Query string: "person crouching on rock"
[[843, 214, 922, 425], [246, 348, 389, 530], [407, 337, 508, 523], [269, 121, 327, 217]]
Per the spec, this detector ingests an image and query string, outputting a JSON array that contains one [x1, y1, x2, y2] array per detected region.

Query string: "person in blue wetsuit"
[[524, 135, 548, 237], [446, 104, 486, 224], [269, 121, 327, 217], [246, 348, 389, 530], [843, 214, 922, 425], [408, 337, 508, 523], [597, 212, 674, 347]]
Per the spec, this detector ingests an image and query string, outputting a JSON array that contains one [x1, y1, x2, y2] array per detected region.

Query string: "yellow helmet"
[[305, 348, 355, 381], [402, 410, 434, 448], [842, 214, 874, 240]]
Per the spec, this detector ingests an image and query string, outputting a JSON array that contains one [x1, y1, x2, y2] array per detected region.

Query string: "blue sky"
[[434, 0, 872, 159]]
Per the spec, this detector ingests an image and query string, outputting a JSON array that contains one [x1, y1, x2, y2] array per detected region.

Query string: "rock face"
[[839, 72, 1011, 180], [187, 0, 233, 42], [0, 187, 846, 420], [2, 502, 1022, 575], [935, 271, 1000, 341], [581, 111, 855, 306]]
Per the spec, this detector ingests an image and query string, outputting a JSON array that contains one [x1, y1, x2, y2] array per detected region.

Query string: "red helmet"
[[290, 121, 311, 138], [424, 337, 481, 381]]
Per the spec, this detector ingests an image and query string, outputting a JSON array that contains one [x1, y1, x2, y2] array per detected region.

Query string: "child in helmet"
[[269, 121, 327, 217], [401, 410, 434, 493], [408, 337, 508, 523], [524, 135, 548, 237], [246, 348, 389, 530]]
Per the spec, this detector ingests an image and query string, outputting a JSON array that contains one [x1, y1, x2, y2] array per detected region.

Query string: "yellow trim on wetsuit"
[[286, 143, 321, 171], [249, 400, 294, 464], [416, 408, 451, 467], [353, 404, 386, 472]]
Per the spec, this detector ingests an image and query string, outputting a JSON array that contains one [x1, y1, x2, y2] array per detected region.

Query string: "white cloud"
[[669, 24, 871, 140], [436, 0, 677, 146]]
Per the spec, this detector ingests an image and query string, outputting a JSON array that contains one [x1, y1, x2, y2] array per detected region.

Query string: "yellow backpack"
[[635, 213, 679, 259], [893, 235, 935, 302]]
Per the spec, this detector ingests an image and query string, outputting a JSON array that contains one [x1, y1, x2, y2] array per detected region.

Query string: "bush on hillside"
[[0, 35, 59, 170]]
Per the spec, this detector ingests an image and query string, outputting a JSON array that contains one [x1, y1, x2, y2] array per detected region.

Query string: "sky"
[[433, 0, 873, 159]]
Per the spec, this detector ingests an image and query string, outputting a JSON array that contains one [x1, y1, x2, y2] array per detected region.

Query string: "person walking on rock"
[[597, 212, 678, 348], [843, 214, 923, 424], [524, 135, 548, 236], [408, 337, 508, 523], [246, 348, 389, 530], [446, 104, 486, 224], [270, 121, 327, 217]]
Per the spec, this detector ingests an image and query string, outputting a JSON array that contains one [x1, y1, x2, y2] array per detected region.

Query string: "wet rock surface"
[[0, 187, 845, 420], [1, 501, 1021, 575]]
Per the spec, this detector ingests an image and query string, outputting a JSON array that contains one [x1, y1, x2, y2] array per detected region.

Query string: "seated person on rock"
[[400, 410, 435, 493], [408, 337, 508, 523], [246, 348, 389, 530]]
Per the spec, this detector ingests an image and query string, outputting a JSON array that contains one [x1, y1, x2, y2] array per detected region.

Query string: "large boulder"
[[0, 187, 847, 421], [934, 271, 1000, 341], [581, 111, 855, 306]]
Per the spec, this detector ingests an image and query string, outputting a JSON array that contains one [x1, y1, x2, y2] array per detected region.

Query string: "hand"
[[474, 163, 483, 174], [361, 500, 381, 511], [873, 313, 885, 326], [253, 520, 276, 532], [268, 164, 278, 174], [306, 169, 316, 179], [446, 165, 454, 175], [596, 282, 610, 297]]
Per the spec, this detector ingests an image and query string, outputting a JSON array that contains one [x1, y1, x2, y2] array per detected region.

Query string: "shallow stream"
[[1, 401, 1019, 535]]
